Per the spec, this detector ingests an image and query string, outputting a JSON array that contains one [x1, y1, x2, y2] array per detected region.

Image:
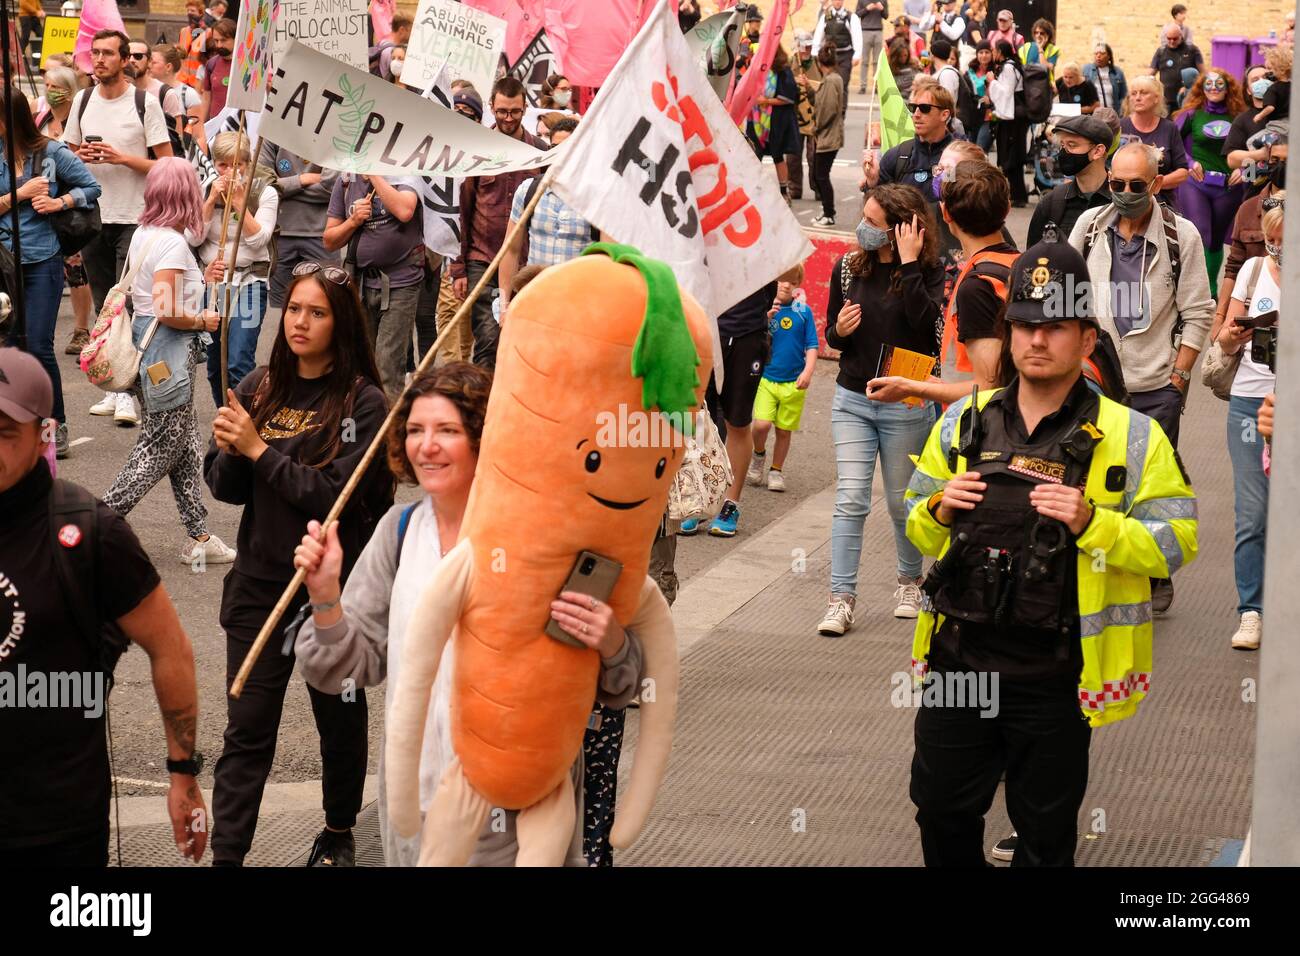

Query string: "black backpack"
[[48, 480, 130, 689], [953, 68, 981, 136], [74, 86, 163, 159], [1020, 63, 1053, 123], [156, 86, 186, 156]]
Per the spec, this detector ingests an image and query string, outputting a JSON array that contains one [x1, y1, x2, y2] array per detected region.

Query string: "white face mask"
[[391, 59, 404, 78], [553, 89, 571, 108]]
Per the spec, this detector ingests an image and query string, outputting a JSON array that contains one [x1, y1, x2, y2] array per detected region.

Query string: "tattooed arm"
[[117, 584, 209, 862]]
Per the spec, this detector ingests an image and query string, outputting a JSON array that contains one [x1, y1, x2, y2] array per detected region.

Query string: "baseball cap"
[[1006, 243, 1098, 326], [795, 29, 813, 48], [997, 9, 1013, 20], [453, 88, 483, 122], [1053, 114, 1114, 149], [0, 347, 54, 423]]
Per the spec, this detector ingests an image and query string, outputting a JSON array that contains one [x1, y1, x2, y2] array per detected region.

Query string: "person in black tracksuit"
[[205, 264, 394, 866]]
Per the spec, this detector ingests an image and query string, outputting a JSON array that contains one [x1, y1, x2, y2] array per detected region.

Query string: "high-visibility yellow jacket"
[[904, 388, 1199, 728]]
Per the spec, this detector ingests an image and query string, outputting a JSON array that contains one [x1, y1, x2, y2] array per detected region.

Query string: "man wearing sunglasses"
[[448, 77, 545, 370], [862, 81, 954, 198], [128, 40, 184, 154], [1069, 143, 1214, 614]]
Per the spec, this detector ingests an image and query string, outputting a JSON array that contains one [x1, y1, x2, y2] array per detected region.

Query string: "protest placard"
[[405, 0, 507, 105], [272, 0, 369, 72], [545, 0, 811, 379], [262, 40, 552, 178], [684, 8, 744, 101], [41, 16, 80, 69], [228, 0, 277, 111]]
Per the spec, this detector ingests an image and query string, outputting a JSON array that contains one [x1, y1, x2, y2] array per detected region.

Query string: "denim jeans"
[[830, 385, 934, 594], [206, 281, 268, 407], [8, 256, 67, 423], [1227, 394, 1269, 614]]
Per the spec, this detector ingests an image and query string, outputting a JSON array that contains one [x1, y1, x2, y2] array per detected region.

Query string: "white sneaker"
[[746, 453, 767, 486], [90, 393, 117, 416], [113, 393, 139, 427], [767, 469, 786, 492], [811, 214, 836, 227], [818, 596, 855, 637], [181, 533, 237, 566], [894, 578, 924, 619], [1231, 611, 1262, 650]]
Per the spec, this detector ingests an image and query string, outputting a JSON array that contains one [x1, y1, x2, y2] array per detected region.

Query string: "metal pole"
[[1, 0, 28, 350], [1251, 6, 1300, 864]]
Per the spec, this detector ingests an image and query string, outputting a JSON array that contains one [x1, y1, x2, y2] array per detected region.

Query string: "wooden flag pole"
[[218, 130, 266, 402], [230, 166, 555, 698], [214, 110, 247, 399]]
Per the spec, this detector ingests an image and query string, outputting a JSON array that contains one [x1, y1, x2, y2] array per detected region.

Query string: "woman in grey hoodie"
[[293, 363, 645, 865]]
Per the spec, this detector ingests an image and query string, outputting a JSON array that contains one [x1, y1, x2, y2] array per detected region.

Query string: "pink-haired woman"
[[103, 157, 236, 565]]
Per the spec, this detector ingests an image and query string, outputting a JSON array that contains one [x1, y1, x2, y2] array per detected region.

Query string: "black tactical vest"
[[825, 9, 853, 49], [930, 387, 1102, 635]]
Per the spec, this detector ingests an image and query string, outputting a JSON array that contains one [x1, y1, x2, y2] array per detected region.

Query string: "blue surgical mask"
[[1252, 78, 1274, 99], [857, 220, 891, 251]]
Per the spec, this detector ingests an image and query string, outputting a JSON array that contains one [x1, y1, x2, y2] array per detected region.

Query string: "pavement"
[[37, 83, 1254, 866]]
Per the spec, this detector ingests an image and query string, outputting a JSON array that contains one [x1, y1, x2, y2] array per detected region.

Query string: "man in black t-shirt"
[[1225, 65, 1279, 197], [0, 349, 208, 865], [1148, 23, 1203, 114], [1055, 63, 1099, 115]]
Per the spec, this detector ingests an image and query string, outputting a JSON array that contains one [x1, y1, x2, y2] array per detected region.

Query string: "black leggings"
[[812, 149, 838, 218], [212, 571, 369, 865], [996, 119, 1029, 203]]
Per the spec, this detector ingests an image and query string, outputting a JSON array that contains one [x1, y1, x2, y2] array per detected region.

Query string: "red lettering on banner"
[[723, 206, 763, 248]]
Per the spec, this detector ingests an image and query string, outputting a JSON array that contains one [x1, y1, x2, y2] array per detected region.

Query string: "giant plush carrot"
[[386, 244, 713, 865]]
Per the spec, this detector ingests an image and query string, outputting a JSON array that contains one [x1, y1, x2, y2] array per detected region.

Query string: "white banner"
[[417, 70, 463, 258], [262, 41, 553, 177], [228, 0, 277, 112], [684, 8, 744, 101], [406, 0, 507, 105], [546, 0, 811, 373], [272, 0, 370, 72]]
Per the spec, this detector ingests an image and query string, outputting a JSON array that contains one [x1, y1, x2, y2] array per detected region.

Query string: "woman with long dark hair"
[[1173, 68, 1247, 297], [205, 263, 395, 867], [989, 40, 1028, 206], [817, 183, 945, 638], [0, 85, 100, 456], [967, 41, 996, 151]]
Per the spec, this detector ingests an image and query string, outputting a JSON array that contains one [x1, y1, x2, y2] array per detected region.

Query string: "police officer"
[[903, 242, 1198, 867]]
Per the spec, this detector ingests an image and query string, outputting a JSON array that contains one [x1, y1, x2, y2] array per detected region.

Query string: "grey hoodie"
[[257, 142, 339, 237]]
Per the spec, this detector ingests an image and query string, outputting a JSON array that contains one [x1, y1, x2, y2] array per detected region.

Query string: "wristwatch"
[[1171, 367, 1191, 385], [166, 752, 204, 777]]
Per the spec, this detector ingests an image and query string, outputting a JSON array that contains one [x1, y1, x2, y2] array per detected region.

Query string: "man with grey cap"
[[0, 347, 209, 865], [789, 30, 823, 201], [1026, 113, 1116, 248], [904, 243, 1198, 866]]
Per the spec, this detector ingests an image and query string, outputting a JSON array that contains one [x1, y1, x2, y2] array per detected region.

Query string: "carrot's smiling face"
[[574, 432, 683, 513]]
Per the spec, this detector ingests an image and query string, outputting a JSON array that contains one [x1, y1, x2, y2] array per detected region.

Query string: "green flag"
[[874, 48, 915, 152]]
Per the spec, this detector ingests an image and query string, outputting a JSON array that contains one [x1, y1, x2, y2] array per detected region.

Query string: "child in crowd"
[[747, 263, 818, 492], [1254, 44, 1291, 134]]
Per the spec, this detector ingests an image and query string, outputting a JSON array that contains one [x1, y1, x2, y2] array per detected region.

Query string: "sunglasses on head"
[[292, 261, 351, 286], [1262, 196, 1285, 212], [1109, 178, 1152, 194], [910, 102, 938, 114]]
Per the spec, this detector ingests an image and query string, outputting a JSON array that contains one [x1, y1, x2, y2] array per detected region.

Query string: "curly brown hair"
[[386, 362, 493, 485], [1173, 68, 1247, 123], [845, 182, 941, 290]]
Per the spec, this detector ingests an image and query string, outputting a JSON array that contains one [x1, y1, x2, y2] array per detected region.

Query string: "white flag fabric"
[[405, 0, 508, 107], [416, 69, 463, 258], [262, 41, 552, 177], [545, 0, 812, 377]]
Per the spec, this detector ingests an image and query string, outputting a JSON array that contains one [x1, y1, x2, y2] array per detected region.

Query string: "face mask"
[[1252, 78, 1274, 99], [188, 13, 203, 27], [552, 90, 571, 108], [45, 86, 70, 106], [1111, 188, 1152, 220], [390, 59, 404, 78], [748, 30, 761, 42], [1266, 240, 1283, 266], [857, 220, 891, 251], [1056, 147, 1094, 178]]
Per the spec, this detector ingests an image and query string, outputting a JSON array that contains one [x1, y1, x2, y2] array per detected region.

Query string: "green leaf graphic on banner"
[[874, 49, 916, 153], [336, 74, 374, 173]]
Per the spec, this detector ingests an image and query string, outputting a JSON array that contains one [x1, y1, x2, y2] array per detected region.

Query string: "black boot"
[[305, 827, 356, 866]]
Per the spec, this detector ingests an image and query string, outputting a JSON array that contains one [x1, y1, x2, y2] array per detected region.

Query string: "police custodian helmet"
[[1006, 241, 1100, 327]]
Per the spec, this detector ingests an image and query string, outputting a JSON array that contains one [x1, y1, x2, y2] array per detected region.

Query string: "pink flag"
[[74, 0, 127, 73], [464, 0, 547, 63], [540, 0, 657, 87], [726, 0, 791, 126]]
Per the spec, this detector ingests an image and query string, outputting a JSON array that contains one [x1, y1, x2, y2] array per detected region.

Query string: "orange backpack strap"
[[941, 249, 1020, 374]]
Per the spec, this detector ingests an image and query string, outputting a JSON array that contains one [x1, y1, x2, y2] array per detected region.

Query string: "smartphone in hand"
[[545, 551, 623, 647]]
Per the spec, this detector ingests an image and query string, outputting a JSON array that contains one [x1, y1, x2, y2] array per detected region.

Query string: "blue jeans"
[[1227, 395, 1269, 613], [830, 385, 934, 595], [975, 120, 994, 153], [206, 280, 268, 407], [7, 256, 67, 422]]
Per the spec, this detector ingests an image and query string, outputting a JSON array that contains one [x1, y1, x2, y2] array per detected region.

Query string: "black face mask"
[[748, 30, 761, 42], [1056, 147, 1094, 178], [188, 13, 203, 27]]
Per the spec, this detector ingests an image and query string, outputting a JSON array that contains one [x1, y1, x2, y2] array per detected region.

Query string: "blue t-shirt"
[[764, 301, 819, 383]]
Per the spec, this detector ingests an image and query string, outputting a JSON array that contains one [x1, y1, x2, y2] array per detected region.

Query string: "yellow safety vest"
[[904, 388, 1199, 728]]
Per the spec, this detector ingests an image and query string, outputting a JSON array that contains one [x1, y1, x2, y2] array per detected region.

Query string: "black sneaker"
[[54, 423, 70, 460], [305, 827, 355, 867], [1151, 578, 1174, 616], [991, 832, 1018, 862]]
